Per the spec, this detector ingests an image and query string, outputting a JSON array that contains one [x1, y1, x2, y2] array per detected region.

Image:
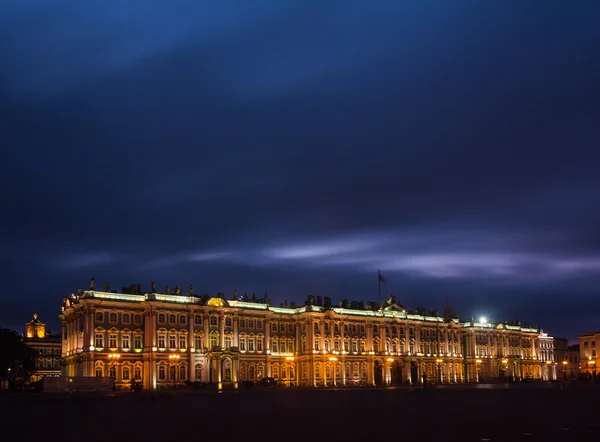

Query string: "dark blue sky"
[[2, 1, 599, 342]]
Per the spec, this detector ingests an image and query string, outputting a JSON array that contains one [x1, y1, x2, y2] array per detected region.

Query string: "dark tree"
[[0, 328, 37, 378]]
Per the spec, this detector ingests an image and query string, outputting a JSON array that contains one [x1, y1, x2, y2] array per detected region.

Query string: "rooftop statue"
[[90, 276, 96, 290]]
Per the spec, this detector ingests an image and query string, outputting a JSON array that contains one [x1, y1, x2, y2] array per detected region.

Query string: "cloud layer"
[[2, 1, 600, 341]]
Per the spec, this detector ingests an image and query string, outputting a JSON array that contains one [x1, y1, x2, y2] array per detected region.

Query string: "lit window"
[[280, 341, 286, 353], [225, 336, 232, 350], [95, 333, 104, 348], [158, 333, 166, 348], [314, 340, 320, 351], [210, 334, 218, 348], [109, 334, 117, 349], [122, 334, 130, 349], [134, 335, 142, 350], [257, 338, 263, 352], [239, 336, 246, 351], [272, 339, 278, 353], [179, 334, 187, 349], [169, 334, 176, 349]]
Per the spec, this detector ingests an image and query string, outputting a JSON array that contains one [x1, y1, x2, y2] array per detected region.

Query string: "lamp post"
[[108, 353, 120, 390], [436, 358, 443, 384], [169, 354, 180, 389], [562, 360, 568, 380], [328, 357, 337, 387], [286, 356, 295, 387], [589, 359, 596, 381], [475, 359, 482, 383]]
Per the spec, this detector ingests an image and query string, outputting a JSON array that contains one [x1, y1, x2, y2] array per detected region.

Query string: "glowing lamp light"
[[89, 346, 95, 351], [152, 347, 157, 352], [479, 316, 487, 324], [562, 361, 568, 366], [387, 358, 394, 362], [329, 357, 338, 361]]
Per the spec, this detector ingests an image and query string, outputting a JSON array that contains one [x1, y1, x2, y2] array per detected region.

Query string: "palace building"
[[59, 284, 557, 390], [23, 314, 62, 382]]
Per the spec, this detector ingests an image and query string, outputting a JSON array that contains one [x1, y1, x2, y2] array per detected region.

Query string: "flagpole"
[[378, 269, 381, 304]]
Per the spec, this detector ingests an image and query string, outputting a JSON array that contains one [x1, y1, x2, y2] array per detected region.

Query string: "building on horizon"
[[578, 331, 598, 377], [23, 313, 62, 382], [553, 337, 580, 379], [59, 282, 557, 390]]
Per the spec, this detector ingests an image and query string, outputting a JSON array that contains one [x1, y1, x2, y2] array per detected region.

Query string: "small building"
[[554, 338, 579, 379], [579, 331, 599, 377], [23, 313, 62, 382]]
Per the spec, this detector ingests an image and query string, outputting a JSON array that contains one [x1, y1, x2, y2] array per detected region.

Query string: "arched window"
[[179, 315, 186, 324], [179, 365, 187, 381], [194, 315, 202, 325], [225, 335, 232, 350], [210, 333, 218, 348], [169, 314, 176, 324], [195, 363, 202, 380], [249, 365, 255, 380], [122, 366, 130, 380], [158, 314, 166, 324], [210, 316, 218, 326], [109, 365, 116, 378], [225, 316, 232, 327], [95, 365, 103, 377], [158, 365, 166, 380], [109, 313, 117, 323], [134, 366, 142, 380]]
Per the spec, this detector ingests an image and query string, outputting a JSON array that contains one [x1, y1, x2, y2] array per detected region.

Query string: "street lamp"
[[285, 356, 295, 387], [169, 354, 180, 389], [328, 357, 337, 387], [436, 358, 443, 383], [108, 354, 120, 390], [475, 359, 482, 383], [562, 360, 568, 380]]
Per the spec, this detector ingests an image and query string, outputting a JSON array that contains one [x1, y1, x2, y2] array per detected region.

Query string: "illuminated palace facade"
[[60, 289, 557, 390]]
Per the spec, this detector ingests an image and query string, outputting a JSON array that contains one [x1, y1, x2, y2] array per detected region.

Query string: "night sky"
[[2, 1, 599, 342]]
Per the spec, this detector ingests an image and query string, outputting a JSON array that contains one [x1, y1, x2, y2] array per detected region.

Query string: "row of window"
[[95, 363, 142, 380], [96, 312, 143, 325], [95, 332, 143, 350], [35, 358, 60, 369]]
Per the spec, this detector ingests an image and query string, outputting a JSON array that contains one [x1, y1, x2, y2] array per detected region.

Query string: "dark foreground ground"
[[1, 385, 598, 442]]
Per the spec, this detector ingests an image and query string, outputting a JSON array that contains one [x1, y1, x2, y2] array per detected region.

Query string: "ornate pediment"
[[380, 295, 406, 312]]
